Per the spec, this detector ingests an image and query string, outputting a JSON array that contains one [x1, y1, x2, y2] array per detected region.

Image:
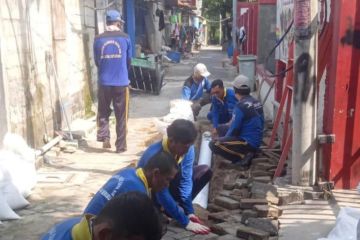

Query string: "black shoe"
[[238, 152, 255, 168]]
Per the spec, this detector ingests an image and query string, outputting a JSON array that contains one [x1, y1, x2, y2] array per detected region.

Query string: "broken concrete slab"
[[278, 190, 304, 205], [246, 218, 279, 236], [214, 196, 240, 210], [236, 224, 270, 240], [251, 182, 278, 199]]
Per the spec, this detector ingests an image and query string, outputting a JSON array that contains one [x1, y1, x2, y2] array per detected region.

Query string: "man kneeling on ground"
[[83, 151, 178, 215], [209, 75, 264, 168], [138, 119, 212, 235], [207, 79, 238, 137], [41, 192, 162, 240]]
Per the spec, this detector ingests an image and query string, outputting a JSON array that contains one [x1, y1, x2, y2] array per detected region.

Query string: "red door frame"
[[237, 2, 258, 55], [323, 0, 360, 189]]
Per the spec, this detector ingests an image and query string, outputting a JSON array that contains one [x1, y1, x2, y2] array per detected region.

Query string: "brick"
[[231, 188, 250, 198], [208, 210, 241, 223], [219, 190, 233, 197], [208, 203, 226, 213], [246, 218, 279, 236], [234, 179, 248, 189], [251, 170, 273, 177], [239, 199, 268, 209], [172, 229, 194, 239], [254, 205, 283, 218], [251, 158, 270, 165], [241, 210, 258, 224], [251, 182, 278, 199], [223, 182, 235, 190], [214, 196, 240, 210], [189, 232, 218, 240], [251, 176, 272, 183], [216, 235, 240, 240], [253, 163, 277, 171], [214, 222, 239, 236], [278, 191, 304, 205], [236, 224, 270, 240]]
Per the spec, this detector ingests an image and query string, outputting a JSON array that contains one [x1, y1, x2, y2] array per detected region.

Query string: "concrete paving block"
[[246, 218, 278, 236], [230, 188, 250, 200], [208, 203, 227, 213], [172, 229, 195, 239], [236, 224, 270, 240], [208, 210, 242, 223], [251, 158, 270, 165], [278, 191, 304, 205], [250, 176, 272, 184], [239, 199, 268, 209], [223, 181, 236, 190], [251, 170, 274, 177], [219, 190, 233, 197], [167, 225, 187, 234], [214, 222, 241, 236], [251, 182, 278, 199], [214, 196, 240, 210], [241, 210, 258, 224], [235, 179, 248, 189], [216, 234, 241, 240], [190, 232, 218, 240], [253, 205, 283, 218]]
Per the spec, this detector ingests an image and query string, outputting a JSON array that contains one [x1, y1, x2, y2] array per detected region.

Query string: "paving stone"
[[236, 224, 270, 240], [216, 234, 240, 240], [246, 218, 279, 236], [172, 229, 195, 239], [265, 196, 279, 205], [215, 196, 240, 210], [230, 188, 250, 200], [251, 182, 278, 200], [251, 176, 272, 183], [251, 158, 270, 165], [214, 222, 241, 236], [208, 203, 227, 213], [278, 191, 304, 205], [304, 191, 324, 200], [253, 205, 283, 218], [241, 210, 258, 224], [223, 181, 236, 190], [251, 170, 274, 177], [189, 232, 218, 240], [239, 198, 268, 209], [234, 179, 248, 189], [208, 210, 242, 223], [219, 190, 233, 197], [167, 225, 187, 233], [253, 163, 277, 171]]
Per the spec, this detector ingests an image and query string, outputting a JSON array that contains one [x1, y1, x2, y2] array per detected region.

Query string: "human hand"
[[211, 128, 218, 138], [188, 214, 202, 224], [185, 221, 210, 235]]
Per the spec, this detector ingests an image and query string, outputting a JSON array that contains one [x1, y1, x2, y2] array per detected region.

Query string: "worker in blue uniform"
[[83, 151, 178, 215], [41, 192, 162, 240], [182, 63, 212, 118], [94, 10, 132, 153], [137, 119, 212, 235], [207, 79, 238, 137], [209, 75, 264, 168]]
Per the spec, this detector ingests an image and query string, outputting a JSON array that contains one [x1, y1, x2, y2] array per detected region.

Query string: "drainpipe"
[[292, 0, 318, 186]]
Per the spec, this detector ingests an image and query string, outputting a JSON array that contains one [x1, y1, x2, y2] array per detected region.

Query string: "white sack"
[[318, 207, 360, 240]]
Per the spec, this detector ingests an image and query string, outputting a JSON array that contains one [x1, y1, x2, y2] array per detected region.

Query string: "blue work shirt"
[[182, 76, 211, 101], [208, 88, 238, 128], [41, 215, 92, 240], [93, 30, 132, 86], [83, 168, 148, 215], [225, 95, 264, 149], [137, 138, 195, 227]]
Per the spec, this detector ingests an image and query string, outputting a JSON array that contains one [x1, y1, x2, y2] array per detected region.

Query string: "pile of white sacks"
[[0, 133, 37, 222], [154, 99, 194, 135]]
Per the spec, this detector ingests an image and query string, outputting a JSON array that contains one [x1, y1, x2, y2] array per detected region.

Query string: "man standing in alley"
[[182, 63, 212, 118], [209, 75, 264, 168], [94, 10, 132, 153]]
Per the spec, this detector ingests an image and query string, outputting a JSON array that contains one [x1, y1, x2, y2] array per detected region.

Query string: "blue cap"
[[106, 10, 125, 23]]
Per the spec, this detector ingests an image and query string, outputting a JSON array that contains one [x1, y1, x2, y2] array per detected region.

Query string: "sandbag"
[[0, 188, 21, 220], [155, 99, 194, 135], [318, 207, 360, 240]]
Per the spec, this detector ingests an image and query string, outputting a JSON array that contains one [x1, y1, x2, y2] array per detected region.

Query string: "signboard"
[[275, 0, 294, 62]]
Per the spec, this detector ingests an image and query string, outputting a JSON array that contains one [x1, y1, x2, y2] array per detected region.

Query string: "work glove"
[[188, 214, 203, 224], [185, 221, 210, 235]]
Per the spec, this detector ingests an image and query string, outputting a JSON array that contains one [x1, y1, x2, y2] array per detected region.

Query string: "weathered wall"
[[0, 0, 96, 147]]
